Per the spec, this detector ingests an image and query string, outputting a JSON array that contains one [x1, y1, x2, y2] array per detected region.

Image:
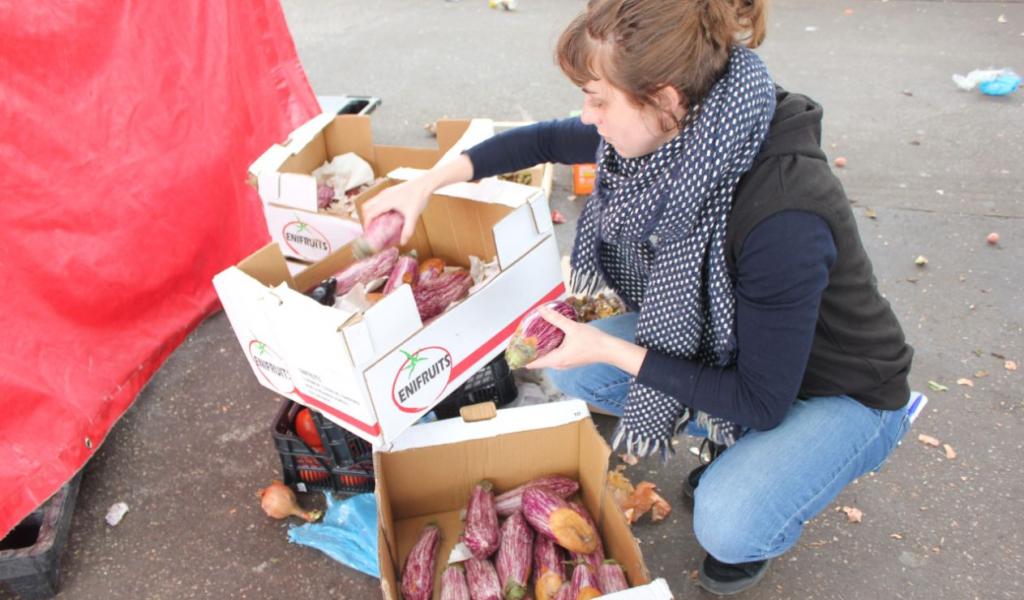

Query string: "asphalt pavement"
[[8, 1, 1022, 599]]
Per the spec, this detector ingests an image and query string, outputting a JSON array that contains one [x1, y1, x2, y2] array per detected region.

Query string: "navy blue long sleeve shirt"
[[466, 119, 837, 430]]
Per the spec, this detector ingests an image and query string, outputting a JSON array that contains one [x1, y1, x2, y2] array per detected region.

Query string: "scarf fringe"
[[569, 268, 604, 297], [612, 421, 678, 462]]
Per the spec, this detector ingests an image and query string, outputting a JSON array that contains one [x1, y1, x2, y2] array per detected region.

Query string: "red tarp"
[[0, 0, 319, 536]]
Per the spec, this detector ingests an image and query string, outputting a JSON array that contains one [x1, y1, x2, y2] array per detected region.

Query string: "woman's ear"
[[654, 85, 687, 129]]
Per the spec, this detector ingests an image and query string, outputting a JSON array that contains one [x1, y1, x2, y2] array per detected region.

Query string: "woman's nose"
[[580, 105, 598, 126]]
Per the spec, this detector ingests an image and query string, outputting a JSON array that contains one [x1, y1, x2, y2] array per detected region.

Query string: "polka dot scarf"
[[569, 47, 777, 457]]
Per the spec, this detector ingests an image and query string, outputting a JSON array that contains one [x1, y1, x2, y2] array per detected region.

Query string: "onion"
[[257, 480, 323, 522]]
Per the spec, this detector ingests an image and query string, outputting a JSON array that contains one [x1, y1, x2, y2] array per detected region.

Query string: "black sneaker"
[[681, 463, 709, 504], [681, 439, 724, 510], [698, 554, 771, 596]]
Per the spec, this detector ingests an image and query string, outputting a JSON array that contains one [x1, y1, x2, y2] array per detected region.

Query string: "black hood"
[[756, 87, 827, 162]]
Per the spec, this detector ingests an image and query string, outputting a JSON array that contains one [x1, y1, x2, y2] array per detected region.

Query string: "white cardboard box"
[[248, 115, 552, 263], [375, 401, 674, 599], [214, 165, 563, 446]]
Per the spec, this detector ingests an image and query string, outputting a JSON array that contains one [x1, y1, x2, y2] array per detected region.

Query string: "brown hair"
[[556, 0, 767, 127]]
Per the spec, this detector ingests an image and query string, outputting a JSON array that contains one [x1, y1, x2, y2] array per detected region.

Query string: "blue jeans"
[[546, 313, 912, 563]]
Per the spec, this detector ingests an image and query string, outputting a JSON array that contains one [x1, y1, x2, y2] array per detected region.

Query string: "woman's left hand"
[[524, 306, 613, 370]]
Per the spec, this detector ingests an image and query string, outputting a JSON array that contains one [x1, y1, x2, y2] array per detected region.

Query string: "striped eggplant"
[[596, 560, 628, 594], [495, 476, 579, 518], [521, 488, 597, 555], [532, 534, 566, 600], [317, 182, 336, 209], [464, 480, 500, 559], [567, 502, 604, 573], [496, 512, 534, 600], [382, 251, 419, 295], [353, 209, 403, 258], [465, 557, 503, 600], [412, 270, 472, 321], [332, 246, 399, 296], [504, 301, 578, 369], [441, 564, 472, 600], [400, 523, 441, 600], [568, 563, 602, 600]]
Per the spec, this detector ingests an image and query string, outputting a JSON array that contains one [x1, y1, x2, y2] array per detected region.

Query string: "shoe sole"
[[697, 558, 772, 596]]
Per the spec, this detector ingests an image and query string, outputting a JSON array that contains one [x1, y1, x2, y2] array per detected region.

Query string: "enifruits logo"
[[391, 346, 453, 413], [248, 340, 292, 392], [282, 217, 331, 260]]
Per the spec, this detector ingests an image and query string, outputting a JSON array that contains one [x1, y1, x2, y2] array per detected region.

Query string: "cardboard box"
[[214, 157, 562, 447], [248, 115, 553, 263], [247, 113, 441, 262], [374, 400, 674, 600]]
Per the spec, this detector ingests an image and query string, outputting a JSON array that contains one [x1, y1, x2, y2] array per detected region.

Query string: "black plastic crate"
[[316, 94, 381, 116], [272, 400, 374, 496], [432, 354, 518, 420], [0, 472, 82, 599]]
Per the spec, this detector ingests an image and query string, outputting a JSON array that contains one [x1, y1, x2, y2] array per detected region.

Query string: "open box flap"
[[602, 579, 674, 599], [286, 112, 335, 150], [250, 144, 293, 192], [212, 267, 301, 397], [435, 118, 495, 166], [387, 167, 540, 209], [384, 400, 591, 452], [237, 242, 297, 289]]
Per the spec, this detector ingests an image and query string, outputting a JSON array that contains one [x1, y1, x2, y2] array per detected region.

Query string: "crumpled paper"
[[313, 153, 374, 199]]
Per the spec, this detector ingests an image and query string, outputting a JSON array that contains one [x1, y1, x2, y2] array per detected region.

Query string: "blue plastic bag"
[[979, 72, 1021, 96], [288, 492, 379, 578]]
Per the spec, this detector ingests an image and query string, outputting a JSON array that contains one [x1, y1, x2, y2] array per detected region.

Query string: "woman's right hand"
[[361, 176, 433, 245], [361, 154, 475, 245]]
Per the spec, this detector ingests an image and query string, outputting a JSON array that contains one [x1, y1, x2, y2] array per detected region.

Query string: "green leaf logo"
[[400, 349, 427, 381]]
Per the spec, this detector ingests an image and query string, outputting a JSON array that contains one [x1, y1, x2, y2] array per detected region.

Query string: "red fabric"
[[0, 0, 319, 537]]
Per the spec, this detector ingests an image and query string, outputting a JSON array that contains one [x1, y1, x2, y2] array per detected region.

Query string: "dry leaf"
[[622, 481, 673, 524], [650, 490, 672, 522], [841, 506, 863, 523], [914, 255, 928, 266], [606, 467, 635, 513], [917, 434, 941, 447], [975, 370, 989, 378], [890, 533, 903, 540], [943, 444, 957, 460], [619, 452, 639, 466], [864, 207, 878, 219], [1006, 360, 1018, 371], [956, 378, 974, 387], [927, 380, 948, 392]]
